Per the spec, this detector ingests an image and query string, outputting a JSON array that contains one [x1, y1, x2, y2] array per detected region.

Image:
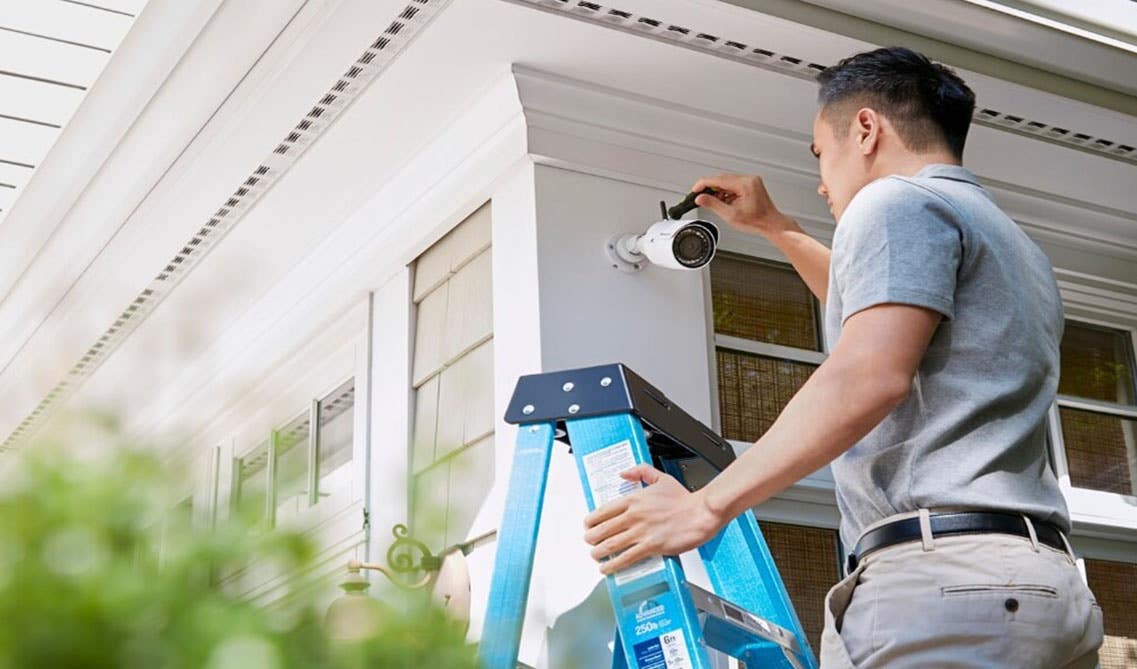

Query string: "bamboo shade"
[[1060, 322, 1136, 405], [1060, 407, 1136, 496], [717, 349, 817, 443], [1086, 558, 1137, 669], [711, 253, 820, 351], [757, 522, 840, 657]]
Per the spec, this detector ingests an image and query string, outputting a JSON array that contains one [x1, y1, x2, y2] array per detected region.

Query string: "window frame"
[[1049, 315, 1137, 524], [704, 241, 841, 577], [406, 205, 494, 549], [230, 437, 271, 526], [219, 353, 368, 601], [705, 240, 837, 493], [214, 301, 369, 542]]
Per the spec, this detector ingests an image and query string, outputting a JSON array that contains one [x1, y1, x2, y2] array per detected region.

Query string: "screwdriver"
[[665, 187, 717, 220]]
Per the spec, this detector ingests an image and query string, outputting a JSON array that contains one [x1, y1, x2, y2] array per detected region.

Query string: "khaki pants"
[[819, 525, 1103, 668]]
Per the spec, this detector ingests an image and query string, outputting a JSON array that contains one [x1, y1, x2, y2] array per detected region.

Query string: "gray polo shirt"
[[825, 163, 1070, 549]]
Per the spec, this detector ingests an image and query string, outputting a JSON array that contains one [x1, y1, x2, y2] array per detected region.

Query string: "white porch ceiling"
[[0, 0, 151, 222], [0, 0, 1134, 450]]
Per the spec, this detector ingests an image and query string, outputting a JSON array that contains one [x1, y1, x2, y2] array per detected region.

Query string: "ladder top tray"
[[503, 363, 735, 473]]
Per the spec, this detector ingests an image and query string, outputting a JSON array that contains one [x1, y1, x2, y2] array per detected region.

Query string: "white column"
[[366, 270, 414, 565]]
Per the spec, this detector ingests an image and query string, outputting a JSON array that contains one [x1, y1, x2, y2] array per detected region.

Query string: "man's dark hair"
[[817, 47, 976, 158]]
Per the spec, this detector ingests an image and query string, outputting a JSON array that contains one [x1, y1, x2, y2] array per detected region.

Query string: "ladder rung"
[[688, 583, 803, 656]]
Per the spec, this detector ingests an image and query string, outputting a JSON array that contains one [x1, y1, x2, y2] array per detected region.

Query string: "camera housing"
[[607, 219, 719, 273]]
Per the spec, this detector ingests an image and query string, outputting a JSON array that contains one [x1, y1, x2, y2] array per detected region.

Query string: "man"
[[583, 47, 1103, 667]]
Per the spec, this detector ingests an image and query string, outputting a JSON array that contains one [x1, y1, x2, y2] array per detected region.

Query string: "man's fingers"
[[583, 497, 629, 529], [599, 542, 653, 575], [584, 513, 632, 546], [692, 174, 740, 193], [590, 527, 636, 562], [691, 177, 716, 193], [694, 192, 732, 218], [619, 464, 660, 485]]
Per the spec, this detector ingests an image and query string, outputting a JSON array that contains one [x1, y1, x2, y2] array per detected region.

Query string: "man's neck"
[[871, 152, 962, 181]]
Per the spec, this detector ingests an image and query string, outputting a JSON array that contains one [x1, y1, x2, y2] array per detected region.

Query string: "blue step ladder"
[[478, 363, 817, 669]]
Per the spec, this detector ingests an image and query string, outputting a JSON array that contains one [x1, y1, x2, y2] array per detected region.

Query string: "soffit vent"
[[504, 0, 1137, 165], [974, 107, 1136, 159], [1, 0, 452, 453]]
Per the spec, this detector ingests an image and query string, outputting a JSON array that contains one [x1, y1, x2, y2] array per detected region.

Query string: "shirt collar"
[[914, 163, 980, 185]]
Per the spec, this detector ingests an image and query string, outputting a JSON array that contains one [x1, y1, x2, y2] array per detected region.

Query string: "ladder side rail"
[[695, 508, 817, 668], [659, 459, 812, 668], [478, 423, 558, 669], [611, 629, 629, 669], [566, 413, 715, 669]]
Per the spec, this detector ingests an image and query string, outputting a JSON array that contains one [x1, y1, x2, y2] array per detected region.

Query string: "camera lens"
[[672, 225, 714, 267]]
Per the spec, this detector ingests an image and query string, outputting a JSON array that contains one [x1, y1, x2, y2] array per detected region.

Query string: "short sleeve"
[[832, 177, 962, 324]]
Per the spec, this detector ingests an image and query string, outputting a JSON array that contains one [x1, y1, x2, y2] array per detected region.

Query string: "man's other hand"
[[582, 464, 722, 575], [692, 174, 793, 238]]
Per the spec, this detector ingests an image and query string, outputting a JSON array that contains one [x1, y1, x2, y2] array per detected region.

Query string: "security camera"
[[606, 219, 719, 272]]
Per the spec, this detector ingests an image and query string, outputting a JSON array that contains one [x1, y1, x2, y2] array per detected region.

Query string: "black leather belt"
[[847, 511, 1067, 572]]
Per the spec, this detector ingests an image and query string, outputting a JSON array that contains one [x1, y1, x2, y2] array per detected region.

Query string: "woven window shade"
[[233, 441, 269, 521], [757, 522, 839, 657], [1059, 321, 1136, 404], [1059, 407, 1136, 496], [317, 379, 355, 495], [711, 253, 820, 351], [1085, 559, 1137, 669], [717, 349, 817, 442], [274, 414, 310, 508]]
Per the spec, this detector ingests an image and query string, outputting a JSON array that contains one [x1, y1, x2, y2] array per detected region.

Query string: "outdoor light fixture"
[[325, 524, 497, 641]]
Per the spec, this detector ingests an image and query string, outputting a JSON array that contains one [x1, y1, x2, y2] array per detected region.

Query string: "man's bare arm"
[[584, 303, 941, 572], [700, 303, 939, 521], [761, 218, 831, 303]]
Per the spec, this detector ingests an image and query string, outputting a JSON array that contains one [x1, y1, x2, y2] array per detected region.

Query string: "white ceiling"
[[0, 0, 150, 222], [776, 0, 1137, 100], [0, 0, 1134, 448], [964, 0, 1137, 54]]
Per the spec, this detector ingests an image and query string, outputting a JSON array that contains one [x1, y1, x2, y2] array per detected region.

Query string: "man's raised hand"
[[692, 174, 793, 238]]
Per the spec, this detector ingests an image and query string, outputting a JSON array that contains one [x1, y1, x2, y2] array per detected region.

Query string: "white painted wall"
[[533, 166, 715, 423]]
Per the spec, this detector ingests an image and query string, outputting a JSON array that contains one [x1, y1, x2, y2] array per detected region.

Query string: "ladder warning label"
[[582, 440, 665, 586], [633, 629, 693, 669]]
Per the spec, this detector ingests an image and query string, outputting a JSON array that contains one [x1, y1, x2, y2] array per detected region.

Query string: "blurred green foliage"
[[0, 418, 476, 669]]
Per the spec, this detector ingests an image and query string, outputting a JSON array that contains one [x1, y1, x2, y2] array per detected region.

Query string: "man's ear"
[[855, 108, 880, 156]]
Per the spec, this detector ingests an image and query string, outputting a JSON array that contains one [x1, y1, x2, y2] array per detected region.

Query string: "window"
[[1085, 558, 1137, 669], [758, 521, 840, 656], [274, 412, 311, 523], [410, 203, 495, 549], [316, 379, 355, 502], [710, 253, 823, 443], [231, 440, 269, 524], [712, 253, 821, 351], [717, 351, 816, 442], [711, 253, 838, 656], [230, 378, 356, 528], [1054, 321, 1137, 497]]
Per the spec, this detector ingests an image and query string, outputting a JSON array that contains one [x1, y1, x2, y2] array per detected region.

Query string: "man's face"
[[811, 110, 872, 223]]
